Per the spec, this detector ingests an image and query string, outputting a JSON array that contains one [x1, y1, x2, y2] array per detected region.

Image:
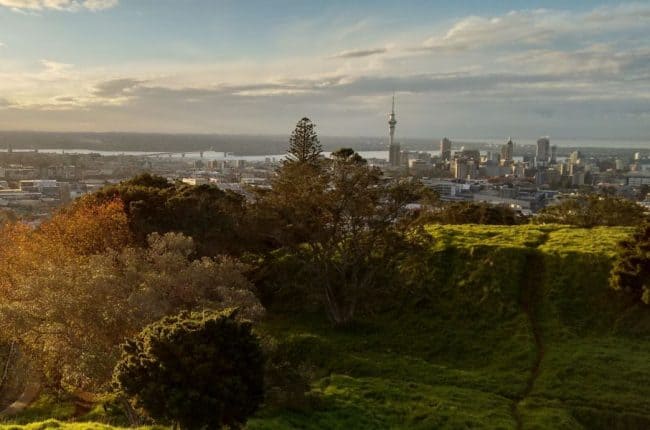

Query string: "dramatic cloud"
[[0, 2, 648, 139], [0, 0, 117, 11], [331, 47, 388, 59]]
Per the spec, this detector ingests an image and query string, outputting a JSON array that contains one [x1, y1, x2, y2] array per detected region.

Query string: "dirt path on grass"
[[511, 250, 546, 430]]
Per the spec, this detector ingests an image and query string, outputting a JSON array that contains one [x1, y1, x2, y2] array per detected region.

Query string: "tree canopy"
[[286, 117, 322, 165], [254, 146, 427, 325], [0, 207, 262, 389], [85, 173, 248, 256]]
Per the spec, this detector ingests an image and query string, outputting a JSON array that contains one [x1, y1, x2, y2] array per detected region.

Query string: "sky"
[[0, 1, 649, 141]]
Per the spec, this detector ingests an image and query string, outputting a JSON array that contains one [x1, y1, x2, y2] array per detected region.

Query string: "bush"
[[536, 195, 647, 227], [610, 224, 650, 304], [424, 202, 519, 225], [113, 309, 265, 430]]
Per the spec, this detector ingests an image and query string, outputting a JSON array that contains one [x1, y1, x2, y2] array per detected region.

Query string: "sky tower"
[[388, 94, 400, 167]]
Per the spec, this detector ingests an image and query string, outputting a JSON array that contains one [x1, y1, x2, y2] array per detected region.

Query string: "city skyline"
[[0, 1, 649, 141]]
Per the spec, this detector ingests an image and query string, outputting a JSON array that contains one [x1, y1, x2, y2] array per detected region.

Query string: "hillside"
[[2, 224, 648, 430]]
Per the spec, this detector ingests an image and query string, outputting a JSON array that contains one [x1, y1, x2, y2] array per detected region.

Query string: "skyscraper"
[[550, 145, 557, 164], [500, 137, 514, 162], [536, 137, 550, 168], [388, 95, 400, 167], [440, 137, 451, 161]]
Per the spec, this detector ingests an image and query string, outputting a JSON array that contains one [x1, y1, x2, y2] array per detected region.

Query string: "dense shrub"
[[424, 202, 520, 225], [536, 195, 647, 227], [114, 309, 265, 430], [610, 224, 650, 304], [85, 173, 249, 256]]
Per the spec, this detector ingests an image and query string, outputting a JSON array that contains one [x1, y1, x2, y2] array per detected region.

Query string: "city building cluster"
[[379, 100, 650, 215]]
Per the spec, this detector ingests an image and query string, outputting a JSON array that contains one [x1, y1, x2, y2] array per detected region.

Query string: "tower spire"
[[388, 93, 400, 167]]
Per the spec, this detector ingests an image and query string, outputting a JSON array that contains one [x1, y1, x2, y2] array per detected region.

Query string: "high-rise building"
[[500, 138, 514, 162], [536, 137, 550, 168], [388, 95, 400, 167], [440, 137, 451, 161], [569, 150, 582, 165], [550, 145, 557, 164]]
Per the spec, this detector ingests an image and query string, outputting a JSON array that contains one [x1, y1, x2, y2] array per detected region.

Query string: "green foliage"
[[425, 201, 520, 225], [86, 173, 248, 256], [0, 420, 165, 429], [113, 309, 265, 430], [7, 224, 650, 430], [254, 149, 427, 326], [535, 195, 647, 227], [286, 117, 322, 165], [610, 223, 650, 304]]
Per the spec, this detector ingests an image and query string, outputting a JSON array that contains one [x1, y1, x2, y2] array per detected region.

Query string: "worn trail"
[[511, 250, 546, 430]]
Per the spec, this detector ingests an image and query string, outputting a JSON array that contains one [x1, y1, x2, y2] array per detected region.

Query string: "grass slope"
[[3, 224, 647, 430]]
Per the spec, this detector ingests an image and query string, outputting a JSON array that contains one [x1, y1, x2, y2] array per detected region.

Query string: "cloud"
[[0, 3, 647, 138], [81, 0, 116, 11], [331, 47, 388, 59], [418, 5, 650, 52], [420, 10, 555, 52], [0, 0, 117, 11], [92, 78, 144, 98]]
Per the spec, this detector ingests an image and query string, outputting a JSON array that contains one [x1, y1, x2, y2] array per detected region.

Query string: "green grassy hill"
[[3, 224, 649, 430]]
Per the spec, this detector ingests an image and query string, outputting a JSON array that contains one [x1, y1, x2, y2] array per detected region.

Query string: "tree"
[[535, 195, 647, 227], [86, 174, 248, 256], [610, 223, 650, 304], [286, 117, 322, 165], [254, 148, 427, 326], [113, 309, 265, 430], [0, 229, 263, 390]]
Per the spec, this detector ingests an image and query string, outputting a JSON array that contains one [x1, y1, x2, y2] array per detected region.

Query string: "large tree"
[[286, 117, 322, 165], [114, 309, 265, 430], [255, 148, 427, 325]]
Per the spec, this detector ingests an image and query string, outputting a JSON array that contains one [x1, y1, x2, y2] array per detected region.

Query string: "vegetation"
[[610, 223, 650, 304], [535, 195, 647, 227], [254, 144, 427, 326], [1, 119, 649, 429], [4, 225, 646, 430], [0, 202, 261, 390], [114, 310, 264, 430], [86, 174, 248, 256], [424, 201, 520, 225], [286, 117, 322, 165]]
